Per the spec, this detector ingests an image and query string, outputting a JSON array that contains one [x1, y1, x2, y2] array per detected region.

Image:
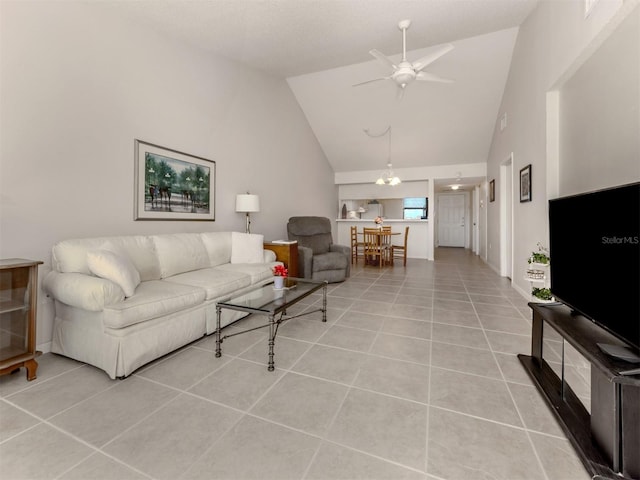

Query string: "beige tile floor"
[[0, 248, 590, 480]]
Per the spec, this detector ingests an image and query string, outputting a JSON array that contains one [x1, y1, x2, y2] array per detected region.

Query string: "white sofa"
[[44, 231, 281, 379]]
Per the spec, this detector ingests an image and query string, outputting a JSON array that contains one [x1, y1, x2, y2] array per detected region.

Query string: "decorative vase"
[[274, 276, 285, 289]]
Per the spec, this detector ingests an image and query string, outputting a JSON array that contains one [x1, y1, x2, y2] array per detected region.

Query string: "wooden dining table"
[[360, 228, 400, 266]]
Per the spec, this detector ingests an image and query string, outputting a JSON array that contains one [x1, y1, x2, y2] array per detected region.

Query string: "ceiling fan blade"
[[415, 71, 454, 83], [412, 44, 454, 72], [369, 49, 397, 71], [353, 77, 390, 87]]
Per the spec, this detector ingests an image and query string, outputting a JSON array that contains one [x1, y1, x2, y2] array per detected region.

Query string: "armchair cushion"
[[302, 233, 332, 255], [313, 252, 348, 273]]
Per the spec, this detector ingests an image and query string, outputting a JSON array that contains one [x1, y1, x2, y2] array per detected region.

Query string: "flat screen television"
[[548, 182, 640, 353]]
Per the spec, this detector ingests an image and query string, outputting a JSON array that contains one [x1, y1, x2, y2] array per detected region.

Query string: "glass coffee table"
[[215, 277, 328, 371]]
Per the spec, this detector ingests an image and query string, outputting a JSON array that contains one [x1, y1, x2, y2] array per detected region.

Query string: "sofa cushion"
[[200, 232, 232, 267], [230, 232, 264, 264], [87, 249, 141, 297], [152, 234, 210, 278], [52, 235, 161, 281], [215, 262, 277, 284], [312, 251, 349, 272], [163, 267, 251, 300], [102, 280, 205, 329]]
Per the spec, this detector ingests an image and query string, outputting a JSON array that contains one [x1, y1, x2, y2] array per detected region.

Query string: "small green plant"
[[532, 287, 553, 301], [528, 242, 550, 265]]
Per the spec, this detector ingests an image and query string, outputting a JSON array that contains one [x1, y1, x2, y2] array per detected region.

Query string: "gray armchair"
[[287, 216, 350, 283]]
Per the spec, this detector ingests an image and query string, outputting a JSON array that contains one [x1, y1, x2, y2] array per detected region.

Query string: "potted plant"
[[374, 216, 384, 228], [528, 242, 550, 265], [531, 287, 554, 301], [273, 265, 288, 289]]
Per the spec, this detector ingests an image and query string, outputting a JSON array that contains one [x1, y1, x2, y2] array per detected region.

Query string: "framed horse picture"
[[134, 140, 215, 221]]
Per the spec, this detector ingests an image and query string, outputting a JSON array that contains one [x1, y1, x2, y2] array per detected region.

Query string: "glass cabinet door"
[[0, 266, 31, 361]]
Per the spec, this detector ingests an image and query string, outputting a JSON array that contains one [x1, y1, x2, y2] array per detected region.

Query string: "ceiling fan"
[[354, 19, 454, 99]]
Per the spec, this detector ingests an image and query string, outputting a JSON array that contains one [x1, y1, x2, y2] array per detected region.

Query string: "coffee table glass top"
[[217, 277, 325, 314]]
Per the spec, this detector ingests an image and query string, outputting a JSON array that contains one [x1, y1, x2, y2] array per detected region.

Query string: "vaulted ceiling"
[[99, 0, 538, 178]]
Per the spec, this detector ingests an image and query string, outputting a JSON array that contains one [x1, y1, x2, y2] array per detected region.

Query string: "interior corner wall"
[[0, 1, 335, 348], [484, 0, 632, 296]]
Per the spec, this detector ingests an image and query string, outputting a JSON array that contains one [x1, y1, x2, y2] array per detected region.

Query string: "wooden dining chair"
[[350, 225, 365, 265], [379, 229, 393, 266], [391, 226, 409, 266], [363, 228, 385, 269]]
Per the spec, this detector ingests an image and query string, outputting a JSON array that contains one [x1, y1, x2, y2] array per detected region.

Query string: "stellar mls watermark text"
[[601, 236, 639, 245]]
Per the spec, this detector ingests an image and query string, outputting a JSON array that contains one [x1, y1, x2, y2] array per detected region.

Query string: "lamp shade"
[[235, 194, 260, 213]]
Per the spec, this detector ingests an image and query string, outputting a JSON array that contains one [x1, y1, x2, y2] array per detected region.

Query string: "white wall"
[[0, 1, 335, 348], [485, 0, 637, 296], [558, 7, 640, 196]]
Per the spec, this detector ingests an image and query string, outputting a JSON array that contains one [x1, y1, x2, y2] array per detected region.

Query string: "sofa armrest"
[[263, 249, 277, 263], [330, 244, 351, 277], [44, 271, 125, 311], [297, 246, 313, 279]]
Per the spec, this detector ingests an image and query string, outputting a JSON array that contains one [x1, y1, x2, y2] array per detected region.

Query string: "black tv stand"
[[518, 303, 639, 480], [597, 343, 640, 364]]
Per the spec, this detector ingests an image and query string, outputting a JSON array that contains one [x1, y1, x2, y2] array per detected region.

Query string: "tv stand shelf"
[[518, 303, 639, 480]]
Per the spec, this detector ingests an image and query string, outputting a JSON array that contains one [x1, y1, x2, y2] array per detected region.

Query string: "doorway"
[[500, 154, 514, 279], [437, 193, 466, 247]]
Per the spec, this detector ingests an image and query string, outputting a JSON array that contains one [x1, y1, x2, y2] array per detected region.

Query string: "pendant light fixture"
[[367, 126, 401, 186]]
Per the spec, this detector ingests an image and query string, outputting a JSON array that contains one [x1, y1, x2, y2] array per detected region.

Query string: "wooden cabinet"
[[263, 242, 298, 278], [0, 259, 43, 381]]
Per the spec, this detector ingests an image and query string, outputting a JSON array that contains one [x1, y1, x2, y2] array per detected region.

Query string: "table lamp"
[[235, 193, 260, 234]]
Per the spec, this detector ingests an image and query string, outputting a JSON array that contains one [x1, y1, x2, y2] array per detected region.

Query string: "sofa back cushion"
[[230, 232, 264, 264], [52, 236, 161, 281], [200, 232, 232, 267], [152, 234, 210, 278]]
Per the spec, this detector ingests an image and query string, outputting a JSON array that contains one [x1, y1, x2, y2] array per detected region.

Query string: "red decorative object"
[[273, 265, 288, 277]]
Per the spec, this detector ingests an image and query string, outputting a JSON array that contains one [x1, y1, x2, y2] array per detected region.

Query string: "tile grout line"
[[466, 278, 552, 480]]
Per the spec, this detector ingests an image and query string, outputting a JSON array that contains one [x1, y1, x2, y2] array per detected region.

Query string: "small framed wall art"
[[489, 179, 495, 202], [134, 140, 215, 221], [520, 164, 532, 203]]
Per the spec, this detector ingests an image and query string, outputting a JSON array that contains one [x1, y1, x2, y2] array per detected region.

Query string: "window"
[[403, 197, 428, 219]]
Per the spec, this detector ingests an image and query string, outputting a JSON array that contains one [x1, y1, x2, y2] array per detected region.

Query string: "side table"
[[263, 242, 298, 278]]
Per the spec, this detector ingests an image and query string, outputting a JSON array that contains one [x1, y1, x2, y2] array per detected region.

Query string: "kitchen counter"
[[336, 219, 428, 223]]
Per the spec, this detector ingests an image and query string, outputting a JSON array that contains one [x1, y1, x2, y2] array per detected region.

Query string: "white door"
[[438, 193, 466, 247], [472, 186, 480, 255]]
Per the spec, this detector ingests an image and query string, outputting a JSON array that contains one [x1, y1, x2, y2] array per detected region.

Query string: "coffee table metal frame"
[[215, 277, 328, 371]]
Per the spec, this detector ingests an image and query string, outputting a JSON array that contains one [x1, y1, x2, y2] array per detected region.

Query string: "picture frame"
[[134, 140, 215, 221], [489, 179, 495, 202], [520, 164, 532, 203]]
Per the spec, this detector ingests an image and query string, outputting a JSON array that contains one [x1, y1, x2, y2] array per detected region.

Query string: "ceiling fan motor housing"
[[392, 62, 416, 86]]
